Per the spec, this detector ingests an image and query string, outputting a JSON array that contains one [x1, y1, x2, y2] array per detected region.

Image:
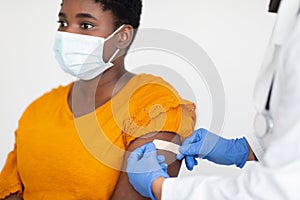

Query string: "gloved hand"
[[126, 142, 170, 200], [177, 128, 249, 170]]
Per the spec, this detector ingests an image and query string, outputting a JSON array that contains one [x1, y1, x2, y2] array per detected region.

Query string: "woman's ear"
[[117, 25, 134, 50]]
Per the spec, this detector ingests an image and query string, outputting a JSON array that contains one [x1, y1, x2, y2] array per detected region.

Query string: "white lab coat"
[[162, 0, 300, 199]]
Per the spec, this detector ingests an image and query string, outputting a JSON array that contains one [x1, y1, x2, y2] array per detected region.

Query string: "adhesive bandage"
[[153, 139, 180, 154]]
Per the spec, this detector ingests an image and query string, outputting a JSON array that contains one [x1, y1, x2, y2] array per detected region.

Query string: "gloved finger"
[[176, 153, 185, 161], [179, 141, 202, 156], [157, 155, 166, 164], [128, 142, 155, 162], [180, 128, 207, 149], [157, 155, 168, 172], [185, 155, 197, 171], [143, 142, 157, 154], [160, 163, 168, 172], [181, 132, 198, 148], [194, 158, 198, 166]]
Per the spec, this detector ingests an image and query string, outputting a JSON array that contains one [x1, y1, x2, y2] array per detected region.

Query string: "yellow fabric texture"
[[0, 74, 196, 199]]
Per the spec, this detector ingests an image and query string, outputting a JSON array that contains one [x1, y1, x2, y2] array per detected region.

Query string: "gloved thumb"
[[127, 142, 156, 162]]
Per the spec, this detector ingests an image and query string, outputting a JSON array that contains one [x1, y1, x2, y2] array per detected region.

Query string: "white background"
[[0, 0, 275, 173]]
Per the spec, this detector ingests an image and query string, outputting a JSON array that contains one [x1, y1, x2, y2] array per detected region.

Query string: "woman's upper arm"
[[111, 131, 182, 200]]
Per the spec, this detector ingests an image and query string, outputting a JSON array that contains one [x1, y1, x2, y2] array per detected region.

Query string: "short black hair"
[[95, 0, 142, 30]]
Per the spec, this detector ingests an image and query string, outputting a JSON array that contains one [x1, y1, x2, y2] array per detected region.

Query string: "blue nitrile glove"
[[177, 128, 249, 170], [127, 142, 170, 200]]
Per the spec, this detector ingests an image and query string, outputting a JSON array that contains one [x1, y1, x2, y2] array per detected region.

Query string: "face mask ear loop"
[[108, 48, 120, 63], [104, 24, 125, 64], [105, 24, 125, 41]]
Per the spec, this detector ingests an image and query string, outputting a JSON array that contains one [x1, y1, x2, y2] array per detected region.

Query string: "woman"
[[0, 0, 196, 199]]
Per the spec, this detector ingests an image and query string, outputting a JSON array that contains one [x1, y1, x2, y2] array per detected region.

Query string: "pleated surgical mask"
[[54, 25, 124, 80]]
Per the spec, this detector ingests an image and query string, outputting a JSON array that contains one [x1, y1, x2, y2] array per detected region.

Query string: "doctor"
[[126, 0, 300, 199]]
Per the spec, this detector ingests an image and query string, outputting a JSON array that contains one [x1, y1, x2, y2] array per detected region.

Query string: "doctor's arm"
[[126, 140, 295, 200], [111, 131, 182, 200], [176, 128, 257, 171]]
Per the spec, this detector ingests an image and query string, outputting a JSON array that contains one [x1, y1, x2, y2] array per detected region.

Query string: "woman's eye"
[[81, 23, 94, 30], [57, 20, 68, 27]]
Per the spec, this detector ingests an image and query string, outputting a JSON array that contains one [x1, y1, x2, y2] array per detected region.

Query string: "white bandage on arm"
[[153, 139, 180, 154]]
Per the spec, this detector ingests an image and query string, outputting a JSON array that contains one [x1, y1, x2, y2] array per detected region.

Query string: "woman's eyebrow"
[[58, 12, 67, 18], [76, 13, 97, 20], [58, 12, 97, 21]]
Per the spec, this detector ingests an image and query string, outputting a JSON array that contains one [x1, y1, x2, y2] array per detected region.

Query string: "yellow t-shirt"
[[0, 74, 196, 199]]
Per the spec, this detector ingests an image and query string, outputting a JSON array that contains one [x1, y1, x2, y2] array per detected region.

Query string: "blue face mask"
[[54, 25, 124, 80]]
